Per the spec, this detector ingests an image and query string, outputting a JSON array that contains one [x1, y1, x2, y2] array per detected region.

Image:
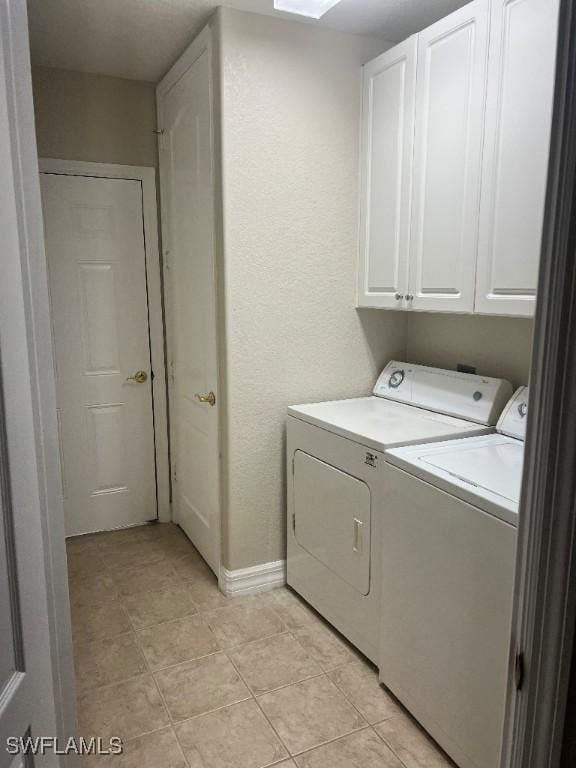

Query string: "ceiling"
[[28, 0, 469, 83]]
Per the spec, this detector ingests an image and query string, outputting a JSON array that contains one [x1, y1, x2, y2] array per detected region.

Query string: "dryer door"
[[293, 451, 371, 595]]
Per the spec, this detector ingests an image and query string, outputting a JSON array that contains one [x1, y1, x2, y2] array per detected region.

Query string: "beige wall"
[[32, 66, 157, 167], [406, 314, 533, 389], [217, 9, 406, 570], [33, 33, 532, 572]]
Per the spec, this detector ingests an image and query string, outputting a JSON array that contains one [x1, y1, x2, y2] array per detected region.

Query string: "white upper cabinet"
[[358, 37, 417, 309], [408, 0, 489, 313], [475, 0, 559, 317], [358, 0, 559, 317]]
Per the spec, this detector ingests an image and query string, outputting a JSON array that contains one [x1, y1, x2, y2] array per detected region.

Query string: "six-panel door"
[[42, 173, 158, 536]]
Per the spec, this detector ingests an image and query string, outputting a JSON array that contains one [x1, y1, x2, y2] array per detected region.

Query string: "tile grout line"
[[288, 723, 393, 764], [118, 558, 193, 768], [321, 666, 379, 726], [262, 597, 364, 673], [117, 551, 281, 762], [372, 716, 456, 768], [284, 631, 415, 767], [88, 530, 192, 764], [225, 646, 294, 759], [74, 553, 290, 762], [70, 531, 424, 767], [226, 646, 373, 762], [164, 623, 271, 768], [372, 724, 413, 768], [149, 633, 330, 732], [244, 598, 400, 761], [291, 608, 408, 762], [74, 632, 148, 697]]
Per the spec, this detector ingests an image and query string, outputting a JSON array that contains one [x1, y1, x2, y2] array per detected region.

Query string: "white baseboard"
[[219, 559, 286, 598]]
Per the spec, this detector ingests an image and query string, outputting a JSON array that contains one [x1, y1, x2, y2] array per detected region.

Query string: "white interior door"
[[41, 173, 157, 536], [408, 0, 489, 313], [358, 37, 417, 309], [158, 29, 220, 574]]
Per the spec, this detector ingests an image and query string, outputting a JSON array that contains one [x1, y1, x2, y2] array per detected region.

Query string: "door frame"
[[503, 0, 576, 765], [38, 159, 171, 524], [1, 0, 75, 757]]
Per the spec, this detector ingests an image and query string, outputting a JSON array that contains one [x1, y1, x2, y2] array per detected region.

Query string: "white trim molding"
[[219, 560, 287, 598], [156, 25, 211, 98], [37, 159, 171, 524]]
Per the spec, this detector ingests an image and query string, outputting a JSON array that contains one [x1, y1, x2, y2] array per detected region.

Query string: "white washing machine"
[[379, 386, 528, 768], [286, 361, 513, 663]]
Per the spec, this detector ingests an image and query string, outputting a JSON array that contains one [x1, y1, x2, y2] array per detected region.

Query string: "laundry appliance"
[[379, 386, 529, 768], [286, 361, 513, 663]]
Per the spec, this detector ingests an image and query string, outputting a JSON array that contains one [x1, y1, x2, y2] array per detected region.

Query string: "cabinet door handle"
[[406, 294, 414, 301], [353, 518, 363, 553], [395, 293, 404, 301]]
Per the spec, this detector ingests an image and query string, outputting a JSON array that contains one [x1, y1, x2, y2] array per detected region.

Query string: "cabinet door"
[[475, 0, 559, 317], [358, 38, 416, 309], [408, 0, 489, 313]]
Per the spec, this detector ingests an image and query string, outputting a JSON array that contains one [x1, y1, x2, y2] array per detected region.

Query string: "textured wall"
[[406, 314, 533, 389], [32, 24, 534, 572], [32, 66, 157, 167], [217, 9, 405, 570]]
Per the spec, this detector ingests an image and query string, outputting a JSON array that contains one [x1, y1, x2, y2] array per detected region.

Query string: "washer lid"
[[385, 434, 523, 525], [421, 440, 524, 504]]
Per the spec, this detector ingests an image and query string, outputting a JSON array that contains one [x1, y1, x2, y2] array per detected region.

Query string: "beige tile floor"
[[69, 523, 455, 768]]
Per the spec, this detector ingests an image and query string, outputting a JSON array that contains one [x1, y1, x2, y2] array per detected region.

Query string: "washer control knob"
[[473, 391, 483, 402], [388, 370, 405, 389], [518, 401, 528, 418]]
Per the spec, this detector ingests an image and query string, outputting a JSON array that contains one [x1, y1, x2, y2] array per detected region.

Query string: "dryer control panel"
[[373, 361, 514, 426]]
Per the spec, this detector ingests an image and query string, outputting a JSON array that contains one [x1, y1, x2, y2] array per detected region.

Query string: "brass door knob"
[[126, 370, 148, 384], [195, 391, 216, 407]]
